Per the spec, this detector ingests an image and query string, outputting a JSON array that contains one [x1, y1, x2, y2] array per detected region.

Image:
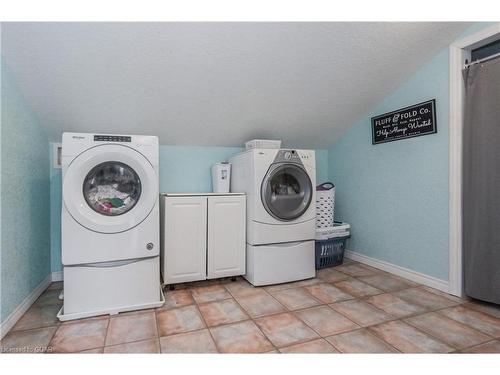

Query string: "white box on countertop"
[[245, 139, 282, 150]]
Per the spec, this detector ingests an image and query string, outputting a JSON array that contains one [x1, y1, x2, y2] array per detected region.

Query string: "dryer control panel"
[[274, 150, 302, 164]]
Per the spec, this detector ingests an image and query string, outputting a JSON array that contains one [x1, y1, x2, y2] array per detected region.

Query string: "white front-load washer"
[[60, 133, 163, 320], [230, 148, 316, 286]]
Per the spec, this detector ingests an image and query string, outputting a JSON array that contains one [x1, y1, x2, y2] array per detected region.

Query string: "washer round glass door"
[[63, 144, 158, 234], [261, 163, 313, 221], [83, 161, 142, 216]]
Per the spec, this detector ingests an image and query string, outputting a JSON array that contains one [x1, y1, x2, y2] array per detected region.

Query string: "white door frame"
[[448, 23, 500, 296]]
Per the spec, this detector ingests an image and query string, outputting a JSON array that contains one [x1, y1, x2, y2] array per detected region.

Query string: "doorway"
[[449, 23, 500, 297]]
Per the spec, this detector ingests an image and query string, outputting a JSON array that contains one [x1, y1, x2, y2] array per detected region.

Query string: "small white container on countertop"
[[211, 162, 231, 193]]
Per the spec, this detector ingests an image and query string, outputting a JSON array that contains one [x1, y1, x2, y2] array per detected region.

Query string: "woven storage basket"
[[316, 182, 335, 230]]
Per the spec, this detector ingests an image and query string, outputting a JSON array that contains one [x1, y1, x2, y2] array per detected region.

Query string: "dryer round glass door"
[[261, 163, 313, 221], [63, 144, 158, 234]]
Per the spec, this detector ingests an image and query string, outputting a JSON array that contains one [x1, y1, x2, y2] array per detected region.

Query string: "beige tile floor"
[[2, 259, 500, 354]]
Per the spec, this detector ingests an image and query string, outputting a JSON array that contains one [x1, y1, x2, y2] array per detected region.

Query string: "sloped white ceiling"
[[1, 22, 469, 148]]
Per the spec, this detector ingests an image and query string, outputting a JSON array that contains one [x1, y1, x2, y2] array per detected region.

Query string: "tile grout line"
[[328, 300, 399, 327], [364, 323, 434, 354], [157, 286, 222, 353], [267, 286, 324, 311], [49, 316, 110, 354], [398, 317, 465, 352], [192, 294, 223, 354], [324, 327, 403, 354], [154, 294, 162, 353], [223, 281, 280, 353], [366, 317, 457, 353], [103, 309, 160, 349], [289, 303, 360, 339], [462, 301, 500, 319], [226, 283, 291, 319], [44, 286, 66, 352], [277, 336, 337, 353], [458, 338, 499, 353], [44, 317, 61, 353], [100, 337, 159, 353], [402, 310, 496, 349], [434, 302, 500, 330], [100, 316, 111, 352], [8, 314, 62, 334]]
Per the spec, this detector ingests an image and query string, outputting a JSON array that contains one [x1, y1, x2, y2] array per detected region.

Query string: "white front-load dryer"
[[230, 148, 316, 286], [60, 133, 163, 320]]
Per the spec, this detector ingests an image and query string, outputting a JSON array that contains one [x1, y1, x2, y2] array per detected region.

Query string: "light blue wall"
[[329, 50, 450, 280], [50, 144, 328, 272], [159, 145, 243, 192], [315, 149, 329, 184], [49, 149, 62, 273], [328, 23, 495, 281], [1, 59, 51, 323]]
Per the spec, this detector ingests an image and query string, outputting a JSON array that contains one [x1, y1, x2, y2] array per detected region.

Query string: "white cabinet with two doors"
[[160, 193, 246, 285]]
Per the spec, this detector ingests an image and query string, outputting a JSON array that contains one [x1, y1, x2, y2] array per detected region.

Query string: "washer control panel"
[[94, 135, 132, 142]]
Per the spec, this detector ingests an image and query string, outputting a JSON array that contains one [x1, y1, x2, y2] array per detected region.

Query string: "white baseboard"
[[345, 250, 450, 294], [0, 274, 52, 339], [51, 271, 63, 282]]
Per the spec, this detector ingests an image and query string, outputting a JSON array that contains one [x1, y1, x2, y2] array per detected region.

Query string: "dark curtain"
[[463, 57, 500, 304]]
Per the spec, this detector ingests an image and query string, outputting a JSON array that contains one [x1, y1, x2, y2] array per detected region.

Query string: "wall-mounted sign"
[[371, 99, 437, 144]]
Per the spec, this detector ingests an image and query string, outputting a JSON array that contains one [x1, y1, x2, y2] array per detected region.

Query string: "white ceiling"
[[1, 22, 470, 148]]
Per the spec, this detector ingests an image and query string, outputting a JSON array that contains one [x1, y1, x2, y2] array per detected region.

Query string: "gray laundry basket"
[[315, 222, 351, 269], [315, 235, 349, 269]]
